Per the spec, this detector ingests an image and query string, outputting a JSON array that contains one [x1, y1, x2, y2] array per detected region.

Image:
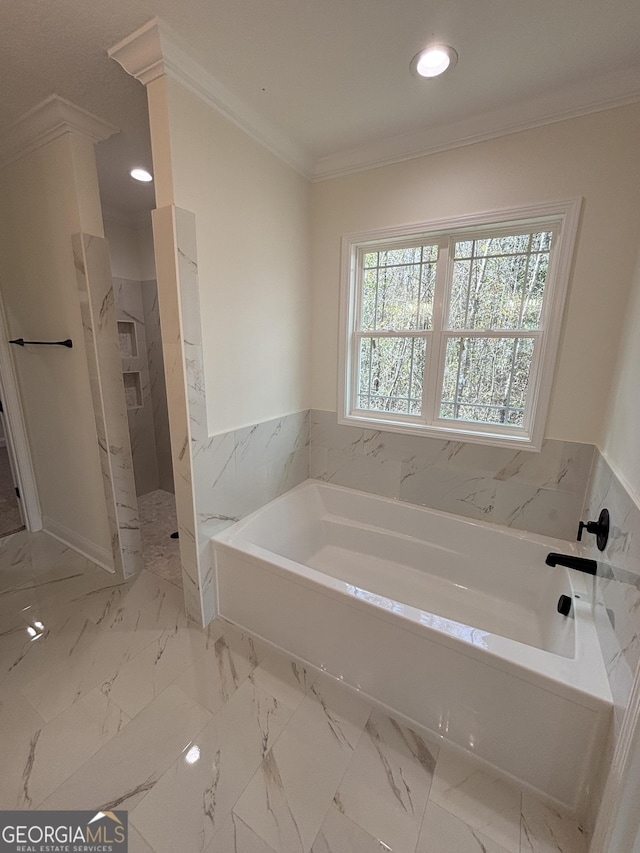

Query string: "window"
[[339, 200, 581, 450]]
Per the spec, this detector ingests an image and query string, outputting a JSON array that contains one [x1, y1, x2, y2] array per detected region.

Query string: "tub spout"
[[545, 553, 597, 574]]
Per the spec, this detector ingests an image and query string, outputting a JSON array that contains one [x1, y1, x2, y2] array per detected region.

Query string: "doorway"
[[0, 292, 41, 539], [0, 410, 24, 537], [103, 214, 181, 589]]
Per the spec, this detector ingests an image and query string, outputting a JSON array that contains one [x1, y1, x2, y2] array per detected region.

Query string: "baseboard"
[[42, 515, 114, 573]]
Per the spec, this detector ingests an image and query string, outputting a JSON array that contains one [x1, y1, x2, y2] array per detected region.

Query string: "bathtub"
[[212, 479, 612, 815]]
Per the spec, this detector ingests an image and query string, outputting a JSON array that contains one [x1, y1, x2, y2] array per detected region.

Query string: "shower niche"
[[123, 371, 143, 409], [117, 321, 138, 358]]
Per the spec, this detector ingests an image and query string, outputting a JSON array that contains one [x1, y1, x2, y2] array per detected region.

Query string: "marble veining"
[[310, 410, 593, 540], [114, 277, 162, 497], [581, 450, 640, 745], [152, 206, 202, 624], [0, 528, 588, 853], [154, 205, 310, 625], [72, 233, 143, 580]]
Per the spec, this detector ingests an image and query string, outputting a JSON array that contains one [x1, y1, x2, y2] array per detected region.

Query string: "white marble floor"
[[0, 529, 589, 853]]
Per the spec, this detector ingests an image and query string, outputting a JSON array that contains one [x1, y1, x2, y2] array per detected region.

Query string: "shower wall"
[[141, 279, 173, 493], [114, 276, 174, 496]]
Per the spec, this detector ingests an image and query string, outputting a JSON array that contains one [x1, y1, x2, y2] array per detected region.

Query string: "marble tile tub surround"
[[309, 410, 594, 540], [581, 451, 640, 738], [0, 529, 588, 853], [194, 410, 310, 531]]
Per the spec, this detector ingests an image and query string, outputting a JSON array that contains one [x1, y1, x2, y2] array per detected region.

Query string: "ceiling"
[[2, 0, 640, 221]]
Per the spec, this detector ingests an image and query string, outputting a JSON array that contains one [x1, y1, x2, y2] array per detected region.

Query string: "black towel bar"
[[9, 338, 73, 348]]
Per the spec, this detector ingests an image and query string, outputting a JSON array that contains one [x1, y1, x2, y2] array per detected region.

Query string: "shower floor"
[[138, 489, 182, 588]]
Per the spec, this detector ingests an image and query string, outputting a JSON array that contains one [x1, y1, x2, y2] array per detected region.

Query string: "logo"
[[0, 810, 128, 852]]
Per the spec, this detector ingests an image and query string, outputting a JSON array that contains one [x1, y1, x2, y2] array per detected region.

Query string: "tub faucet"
[[545, 553, 597, 574]]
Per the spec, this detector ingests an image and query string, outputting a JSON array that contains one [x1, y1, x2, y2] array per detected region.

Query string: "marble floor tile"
[[105, 622, 210, 718], [0, 530, 33, 591], [107, 568, 185, 626], [428, 747, 522, 853], [417, 801, 512, 853], [41, 685, 212, 812], [0, 688, 129, 809], [18, 610, 162, 722], [0, 528, 597, 853], [233, 675, 372, 853], [0, 620, 51, 687], [206, 812, 278, 853], [332, 709, 439, 853], [173, 623, 268, 715], [128, 826, 156, 853], [0, 548, 119, 635], [0, 684, 45, 744], [520, 792, 587, 853], [249, 649, 317, 712], [310, 805, 391, 852], [131, 678, 293, 852]]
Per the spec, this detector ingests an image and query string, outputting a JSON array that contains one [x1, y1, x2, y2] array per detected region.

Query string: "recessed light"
[[130, 168, 153, 183], [411, 45, 458, 78]]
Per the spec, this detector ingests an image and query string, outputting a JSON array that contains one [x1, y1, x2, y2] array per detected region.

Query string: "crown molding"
[[109, 18, 313, 178], [108, 17, 168, 86], [110, 19, 640, 185], [0, 95, 118, 171], [312, 68, 640, 181]]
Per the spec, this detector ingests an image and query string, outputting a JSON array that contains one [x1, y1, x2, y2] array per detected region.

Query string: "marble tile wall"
[[113, 277, 160, 496], [113, 278, 174, 497], [73, 233, 143, 580], [194, 411, 310, 532], [141, 280, 174, 495], [152, 206, 202, 623], [153, 206, 310, 625], [309, 409, 594, 541], [581, 451, 640, 739]]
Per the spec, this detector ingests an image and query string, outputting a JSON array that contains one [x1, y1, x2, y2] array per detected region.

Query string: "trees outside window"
[[339, 200, 581, 450]]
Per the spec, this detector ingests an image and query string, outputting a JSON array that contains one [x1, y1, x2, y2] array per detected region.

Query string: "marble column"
[[152, 207, 205, 623], [73, 233, 143, 580]]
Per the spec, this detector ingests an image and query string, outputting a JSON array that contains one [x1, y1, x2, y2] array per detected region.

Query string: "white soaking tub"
[[212, 479, 612, 815]]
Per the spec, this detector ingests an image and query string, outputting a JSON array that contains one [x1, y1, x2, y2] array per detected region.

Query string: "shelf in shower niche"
[[117, 321, 138, 357], [123, 371, 142, 409]]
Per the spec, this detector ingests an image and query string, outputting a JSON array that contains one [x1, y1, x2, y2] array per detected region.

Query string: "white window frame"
[[338, 199, 582, 451]]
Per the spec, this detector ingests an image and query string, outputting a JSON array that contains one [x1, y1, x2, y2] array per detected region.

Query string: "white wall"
[[103, 219, 142, 279], [138, 224, 157, 281], [149, 77, 312, 435], [103, 218, 156, 281], [310, 103, 640, 446], [0, 132, 111, 555], [602, 239, 640, 500]]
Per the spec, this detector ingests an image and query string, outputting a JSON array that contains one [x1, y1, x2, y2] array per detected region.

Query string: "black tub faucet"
[[545, 553, 597, 574]]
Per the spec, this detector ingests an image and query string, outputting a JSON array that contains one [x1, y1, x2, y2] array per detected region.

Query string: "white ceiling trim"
[[108, 18, 314, 178], [0, 95, 118, 171], [109, 19, 640, 186], [312, 68, 640, 181]]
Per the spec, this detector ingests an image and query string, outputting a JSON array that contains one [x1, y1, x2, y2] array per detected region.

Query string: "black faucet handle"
[[577, 519, 599, 540], [576, 509, 609, 551]]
